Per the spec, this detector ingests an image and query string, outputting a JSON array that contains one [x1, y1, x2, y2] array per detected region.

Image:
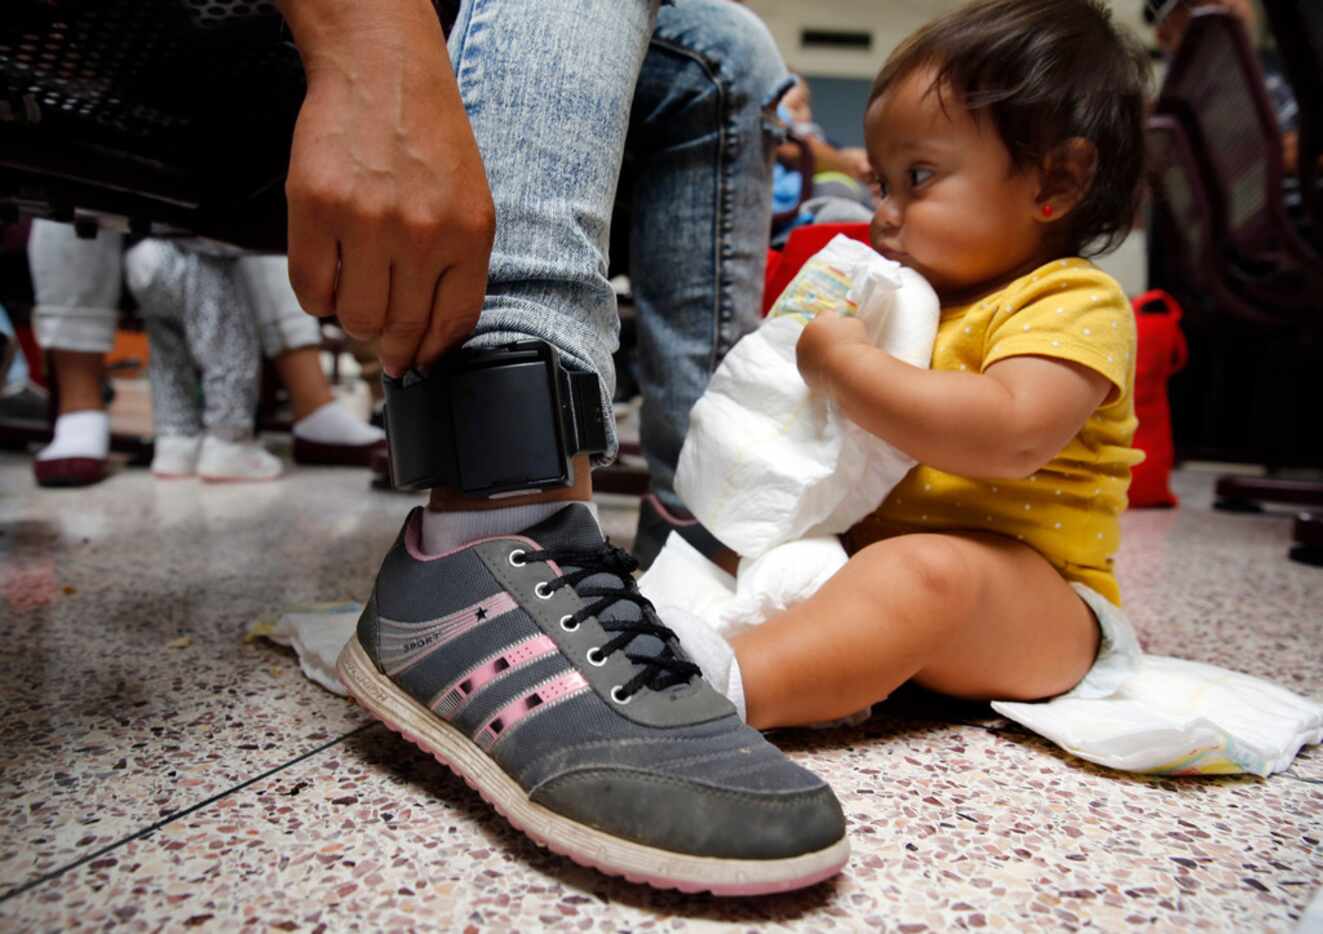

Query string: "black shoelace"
[[520, 544, 700, 699]]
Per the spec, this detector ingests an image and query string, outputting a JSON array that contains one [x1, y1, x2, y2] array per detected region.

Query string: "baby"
[[684, 0, 1152, 730]]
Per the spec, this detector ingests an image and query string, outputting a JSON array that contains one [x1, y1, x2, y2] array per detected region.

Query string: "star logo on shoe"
[[476, 608, 488, 621]]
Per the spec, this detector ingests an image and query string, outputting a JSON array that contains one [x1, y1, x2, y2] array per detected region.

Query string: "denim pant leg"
[[629, 1, 790, 513], [448, 0, 658, 463]]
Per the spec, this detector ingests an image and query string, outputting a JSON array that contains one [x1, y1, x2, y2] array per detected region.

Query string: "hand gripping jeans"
[[448, 0, 791, 513]]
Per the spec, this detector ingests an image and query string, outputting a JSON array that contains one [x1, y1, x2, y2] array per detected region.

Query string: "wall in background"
[[802, 76, 872, 148], [747, 0, 1153, 79]]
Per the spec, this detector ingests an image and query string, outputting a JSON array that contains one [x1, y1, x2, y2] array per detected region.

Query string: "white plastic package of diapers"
[[675, 234, 940, 559]]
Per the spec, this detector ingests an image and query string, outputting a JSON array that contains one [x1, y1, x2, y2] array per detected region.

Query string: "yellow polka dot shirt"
[[847, 258, 1144, 606]]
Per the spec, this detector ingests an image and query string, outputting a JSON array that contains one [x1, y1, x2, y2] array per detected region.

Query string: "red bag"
[[1129, 289, 1189, 508]]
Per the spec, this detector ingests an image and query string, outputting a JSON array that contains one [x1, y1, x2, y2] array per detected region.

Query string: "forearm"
[[805, 137, 853, 175], [822, 344, 1045, 478], [276, 0, 450, 78]]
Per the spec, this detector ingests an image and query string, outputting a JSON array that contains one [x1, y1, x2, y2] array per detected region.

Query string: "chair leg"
[[1290, 513, 1323, 568], [1214, 474, 1323, 511]]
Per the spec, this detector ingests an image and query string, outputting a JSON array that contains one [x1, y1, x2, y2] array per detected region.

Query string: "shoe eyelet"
[[610, 685, 632, 705], [586, 647, 607, 667], [560, 614, 579, 632], [508, 549, 527, 567], [534, 581, 553, 600]]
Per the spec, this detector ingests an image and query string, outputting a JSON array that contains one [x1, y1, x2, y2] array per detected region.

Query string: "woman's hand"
[[796, 311, 871, 395], [278, 0, 495, 377]]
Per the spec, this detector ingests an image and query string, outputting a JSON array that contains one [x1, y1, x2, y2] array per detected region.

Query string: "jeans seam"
[[450, 0, 489, 118], [648, 35, 732, 377]]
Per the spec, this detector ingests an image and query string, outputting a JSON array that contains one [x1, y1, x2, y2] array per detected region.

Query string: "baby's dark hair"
[[871, 0, 1150, 256]]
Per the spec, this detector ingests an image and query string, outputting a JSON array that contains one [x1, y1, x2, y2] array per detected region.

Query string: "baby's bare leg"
[[729, 531, 1100, 730]]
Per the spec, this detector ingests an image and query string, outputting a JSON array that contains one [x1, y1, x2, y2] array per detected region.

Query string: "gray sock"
[[420, 501, 598, 555]]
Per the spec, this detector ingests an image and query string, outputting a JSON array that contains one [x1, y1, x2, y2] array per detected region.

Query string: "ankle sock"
[[655, 605, 746, 720], [293, 401, 384, 446], [420, 501, 599, 556], [37, 410, 110, 462]]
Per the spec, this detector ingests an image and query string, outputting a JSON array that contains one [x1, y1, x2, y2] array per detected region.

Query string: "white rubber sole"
[[337, 636, 849, 896]]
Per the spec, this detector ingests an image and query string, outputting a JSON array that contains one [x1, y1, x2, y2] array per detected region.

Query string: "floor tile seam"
[[0, 723, 377, 905]]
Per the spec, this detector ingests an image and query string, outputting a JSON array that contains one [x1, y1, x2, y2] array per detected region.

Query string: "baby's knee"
[[859, 536, 979, 614]]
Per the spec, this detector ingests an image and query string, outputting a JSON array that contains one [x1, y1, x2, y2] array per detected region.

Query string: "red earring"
[[1042, 203, 1054, 218]]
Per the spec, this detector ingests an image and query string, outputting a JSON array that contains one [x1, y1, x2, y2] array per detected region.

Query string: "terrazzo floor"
[[1, 454, 1320, 932]]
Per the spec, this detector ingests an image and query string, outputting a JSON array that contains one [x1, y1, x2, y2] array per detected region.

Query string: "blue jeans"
[[449, 0, 789, 513]]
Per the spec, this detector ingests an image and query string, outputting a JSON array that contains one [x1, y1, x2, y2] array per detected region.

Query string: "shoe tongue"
[[523, 503, 671, 668]]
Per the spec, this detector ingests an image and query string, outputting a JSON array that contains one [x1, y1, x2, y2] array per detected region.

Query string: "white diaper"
[[994, 584, 1323, 777]]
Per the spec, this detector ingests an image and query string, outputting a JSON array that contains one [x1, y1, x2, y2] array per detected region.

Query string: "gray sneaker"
[[338, 504, 848, 895]]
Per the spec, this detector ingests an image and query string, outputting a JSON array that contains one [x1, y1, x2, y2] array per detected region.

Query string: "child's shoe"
[[197, 435, 282, 483], [151, 435, 202, 478]]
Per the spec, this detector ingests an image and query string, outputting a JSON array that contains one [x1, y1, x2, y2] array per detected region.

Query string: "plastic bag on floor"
[[247, 601, 360, 696]]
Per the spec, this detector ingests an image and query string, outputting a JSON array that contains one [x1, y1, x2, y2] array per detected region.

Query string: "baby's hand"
[[796, 311, 870, 393]]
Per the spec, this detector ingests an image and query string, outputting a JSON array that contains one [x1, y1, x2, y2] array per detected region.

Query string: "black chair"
[[1261, 0, 1323, 254], [1148, 6, 1323, 565], [1, 0, 303, 249], [1155, 8, 1323, 314]]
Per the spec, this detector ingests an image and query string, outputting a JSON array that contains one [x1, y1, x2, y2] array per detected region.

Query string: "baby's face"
[[863, 68, 1046, 304]]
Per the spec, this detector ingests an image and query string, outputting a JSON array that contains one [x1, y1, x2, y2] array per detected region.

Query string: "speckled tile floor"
[[1, 456, 1320, 932]]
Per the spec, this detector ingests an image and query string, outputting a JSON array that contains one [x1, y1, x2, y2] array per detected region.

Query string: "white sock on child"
[[655, 605, 746, 720], [37, 410, 110, 462], [293, 401, 384, 446], [420, 501, 599, 556]]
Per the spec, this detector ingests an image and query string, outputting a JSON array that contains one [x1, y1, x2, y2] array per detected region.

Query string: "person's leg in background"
[[177, 252, 281, 481], [626, 0, 790, 568], [338, 0, 847, 893], [139, 310, 205, 478], [27, 219, 122, 487], [237, 254, 385, 466]]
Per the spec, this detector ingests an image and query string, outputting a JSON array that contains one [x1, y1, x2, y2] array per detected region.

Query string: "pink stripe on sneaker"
[[474, 670, 590, 751], [430, 634, 559, 719], [380, 592, 518, 676]]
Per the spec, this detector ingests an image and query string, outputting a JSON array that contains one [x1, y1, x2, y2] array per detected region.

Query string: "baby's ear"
[[1035, 138, 1098, 223]]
